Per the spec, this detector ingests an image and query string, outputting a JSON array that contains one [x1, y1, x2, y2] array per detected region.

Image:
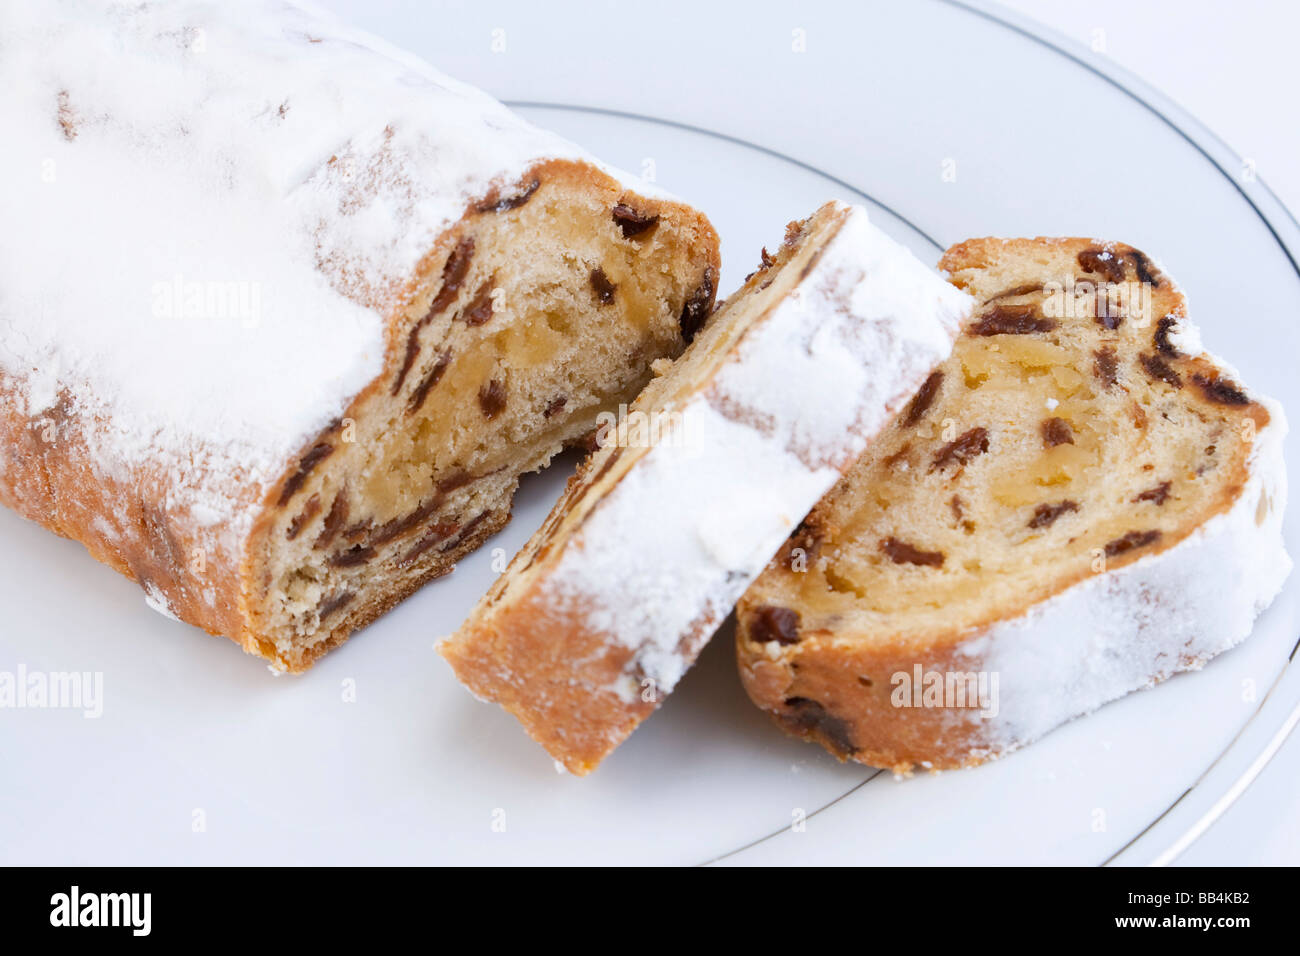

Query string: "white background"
[[1003, 0, 1300, 867]]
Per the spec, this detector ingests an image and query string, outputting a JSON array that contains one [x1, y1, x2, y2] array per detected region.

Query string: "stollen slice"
[[737, 237, 1290, 772], [440, 201, 973, 773]]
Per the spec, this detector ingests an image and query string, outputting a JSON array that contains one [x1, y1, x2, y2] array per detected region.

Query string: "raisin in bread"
[[0, 0, 718, 672], [440, 201, 972, 774], [737, 237, 1290, 772]]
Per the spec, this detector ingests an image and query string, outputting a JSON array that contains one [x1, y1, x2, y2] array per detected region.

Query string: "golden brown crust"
[[442, 588, 659, 775], [440, 437, 661, 772], [0, 385, 252, 649], [737, 236, 1272, 771], [740, 639, 997, 773]]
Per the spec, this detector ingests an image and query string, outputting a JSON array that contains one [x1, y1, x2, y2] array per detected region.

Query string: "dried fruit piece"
[[474, 177, 540, 214], [1027, 499, 1079, 529], [744, 247, 778, 283], [1103, 529, 1161, 557], [1129, 249, 1162, 286], [749, 605, 801, 645], [407, 349, 453, 415], [970, 304, 1057, 336], [589, 267, 616, 305], [1140, 352, 1182, 388], [1095, 346, 1119, 387], [1153, 315, 1182, 356], [781, 698, 857, 756], [930, 427, 989, 473], [611, 203, 659, 238], [394, 237, 474, 394], [478, 379, 507, 419], [399, 511, 493, 568], [880, 537, 944, 567], [1192, 372, 1250, 406], [278, 443, 334, 506], [1077, 247, 1126, 283], [329, 544, 376, 568], [286, 493, 321, 541], [457, 281, 494, 326], [984, 282, 1042, 302], [1134, 481, 1172, 505], [370, 495, 443, 546], [904, 370, 944, 426], [318, 591, 355, 621], [314, 492, 349, 550], [1041, 417, 1074, 447], [679, 267, 716, 343]]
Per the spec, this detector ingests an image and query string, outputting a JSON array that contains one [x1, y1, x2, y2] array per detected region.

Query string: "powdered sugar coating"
[[0, 0, 635, 555], [953, 331, 1290, 756], [546, 203, 973, 696]]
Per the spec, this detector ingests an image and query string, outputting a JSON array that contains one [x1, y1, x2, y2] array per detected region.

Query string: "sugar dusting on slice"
[[545, 203, 973, 697]]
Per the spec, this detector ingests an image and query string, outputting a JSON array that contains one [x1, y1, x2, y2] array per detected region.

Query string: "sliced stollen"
[[440, 201, 973, 774], [0, 0, 717, 671], [737, 237, 1290, 772]]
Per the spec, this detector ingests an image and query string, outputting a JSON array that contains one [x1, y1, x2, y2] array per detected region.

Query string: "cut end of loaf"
[[738, 236, 1284, 771], [243, 160, 719, 671]]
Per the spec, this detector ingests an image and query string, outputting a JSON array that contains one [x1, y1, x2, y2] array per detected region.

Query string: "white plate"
[[2, 0, 1297, 865]]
